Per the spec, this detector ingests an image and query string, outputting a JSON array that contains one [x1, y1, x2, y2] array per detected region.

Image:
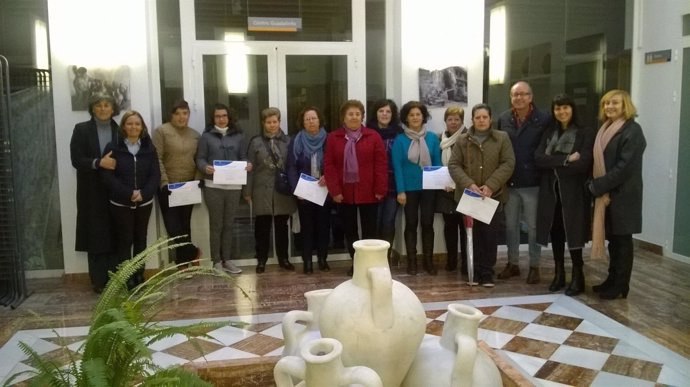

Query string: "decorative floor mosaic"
[[1, 294, 689, 386]]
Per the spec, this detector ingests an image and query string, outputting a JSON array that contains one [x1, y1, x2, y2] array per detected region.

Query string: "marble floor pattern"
[[1, 294, 689, 387]]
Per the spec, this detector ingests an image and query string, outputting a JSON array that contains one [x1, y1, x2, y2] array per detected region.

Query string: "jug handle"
[[340, 365, 384, 387], [282, 310, 312, 353], [368, 267, 394, 329], [451, 334, 477, 387], [274, 355, 305, 387]]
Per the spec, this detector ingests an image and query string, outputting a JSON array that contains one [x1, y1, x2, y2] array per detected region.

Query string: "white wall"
[[48, 0, 163, 274], [632, 0, 690, 262]]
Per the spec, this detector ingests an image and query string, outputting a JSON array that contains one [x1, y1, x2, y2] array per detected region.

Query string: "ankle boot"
[[279, 257, 295, 271], [317, 257, 330, 271], [303, 259, 313, 274], [565, 265, 585, 296], [423, 255, 437, 275], [445, 253, 458, 272], [407, 255, 417, 275], [256, 258, 267, 274], [549, 259, 566, 292]]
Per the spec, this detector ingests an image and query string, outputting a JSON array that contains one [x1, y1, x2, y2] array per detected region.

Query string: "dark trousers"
[[87, 252, 117, 289], [607, 233, 634, 288], [403, 190, 436, 258], [442, 212, 468, 264], [338, 203, 379, 257], [110, 203, 153, 286], [297, 200, 331, 263], [471, 208, 501, 277], [255, 214, 290, 262], [157, 188, 198, 264], [550, 197, 583, 265]]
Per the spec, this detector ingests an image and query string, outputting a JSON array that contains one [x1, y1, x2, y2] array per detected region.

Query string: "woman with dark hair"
[[244, 107, 297, 273], [287, 106, 330, 274], [365, 99, 403, 262], [391, 101, 442, 275], [589, 90, 646, 299], [152, 100, 202, 273], [69, 93, 120, 293], [102, 110, 160, 289], [448, 104, 515, 287], [195, 103, 247, 275], [324, 99, 387, 275], [535, 94, 594, 296]]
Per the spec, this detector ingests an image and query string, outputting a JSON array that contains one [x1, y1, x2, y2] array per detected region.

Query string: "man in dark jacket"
[[69, 93, 119, 293], [496, 81, 549, 284]]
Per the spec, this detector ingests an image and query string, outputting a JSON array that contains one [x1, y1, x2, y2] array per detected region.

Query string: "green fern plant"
[[4, 237, 250, 387]]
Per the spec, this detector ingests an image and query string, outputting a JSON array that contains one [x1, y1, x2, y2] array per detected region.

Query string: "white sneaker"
[[216, 260, 242, 274]]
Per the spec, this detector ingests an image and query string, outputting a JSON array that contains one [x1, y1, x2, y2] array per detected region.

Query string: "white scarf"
[[440, 126, 465, 166]]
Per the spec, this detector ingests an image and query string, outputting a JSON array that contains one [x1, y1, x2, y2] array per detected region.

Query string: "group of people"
[[72, 81, 645, 301]]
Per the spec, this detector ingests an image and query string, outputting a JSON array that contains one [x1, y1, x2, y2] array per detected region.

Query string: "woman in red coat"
[[324, 99, 387, 275]]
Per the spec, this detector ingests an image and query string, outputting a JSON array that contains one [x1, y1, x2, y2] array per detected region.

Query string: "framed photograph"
[[418, 66, 468, 107], [68, 65, 130, 112]]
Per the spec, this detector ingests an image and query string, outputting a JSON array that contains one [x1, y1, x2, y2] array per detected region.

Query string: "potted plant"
[[4, 237, 249, 387]]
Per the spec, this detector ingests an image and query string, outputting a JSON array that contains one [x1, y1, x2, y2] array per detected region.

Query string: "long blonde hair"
[[598, 89, 637, 122]]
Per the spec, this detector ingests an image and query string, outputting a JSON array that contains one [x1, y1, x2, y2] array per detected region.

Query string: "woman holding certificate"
[[102, 111, 160, 289], [152, 100, 202, 273], [286, 106, 330, 274], [391, 101, 442, 276], [448, 104, 515, 287], [245, 107, 297, 274], [324, 99, 387, 276], [196, 103, 247, 275]]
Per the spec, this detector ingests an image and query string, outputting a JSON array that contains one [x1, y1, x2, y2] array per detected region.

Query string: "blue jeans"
[[377, 196, 398, 240], [504, 186, 541, 267]]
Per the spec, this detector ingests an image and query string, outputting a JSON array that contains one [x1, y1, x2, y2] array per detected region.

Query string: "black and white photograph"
[[418, 66, 468, 107], [68, 65, 130, 112]]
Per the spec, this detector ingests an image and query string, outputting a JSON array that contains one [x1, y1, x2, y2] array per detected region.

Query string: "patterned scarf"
[[440, 126, 465, 166], [263, 131, 284, 169], [591, 118, 626, 259], [343, 127, 362, 183], [293, 128, 327, 169], [403, 124, 431, 167]]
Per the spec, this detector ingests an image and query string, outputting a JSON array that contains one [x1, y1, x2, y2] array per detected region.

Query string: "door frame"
[[180, 0, 367, 131]]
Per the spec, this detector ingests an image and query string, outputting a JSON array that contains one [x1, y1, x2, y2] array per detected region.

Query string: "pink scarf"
[[591, 118, 625, 259], [343, 127, 362, 183]]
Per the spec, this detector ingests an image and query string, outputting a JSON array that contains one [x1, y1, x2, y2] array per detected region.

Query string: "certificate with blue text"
[[293, 173, 328, 206], [456, 188, 499, 224], [212, 160, 247, 185], [168, 181, 202, 207], [422, 166, 455, 190]]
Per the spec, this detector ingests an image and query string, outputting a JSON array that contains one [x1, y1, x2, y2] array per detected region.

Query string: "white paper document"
[[168, 181, 202, 207], [212, 160, 247, 185], [293, 173, 328, 206], [422, 166, 456, 190], [456, 188, 499, 225]]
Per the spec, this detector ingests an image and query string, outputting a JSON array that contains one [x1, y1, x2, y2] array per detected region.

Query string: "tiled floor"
[[2, 294, 688, 386]]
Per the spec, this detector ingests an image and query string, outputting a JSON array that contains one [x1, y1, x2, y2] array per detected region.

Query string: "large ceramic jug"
[[274, 338, 383, 387], [319, 239, 426, 387], [282, 288, 332, 357], [402, 303, 502, 387]]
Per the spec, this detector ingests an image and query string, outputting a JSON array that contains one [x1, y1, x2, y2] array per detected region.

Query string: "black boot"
[[565, 265, 585, 296], [317, 257, 330, 271], [445, 252, 458, 272], [407, 255, 417, 275], [405, 229, 418, 275], [549, 259, 566, 292], [600, 236, 633, 300], [279, 257, 295, 271], [303, 258, 313, 274], [256, 258, 267, 273], [422, 227, 436, 275]]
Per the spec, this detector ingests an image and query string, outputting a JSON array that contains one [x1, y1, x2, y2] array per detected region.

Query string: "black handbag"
[[261, 138, 293, 195]]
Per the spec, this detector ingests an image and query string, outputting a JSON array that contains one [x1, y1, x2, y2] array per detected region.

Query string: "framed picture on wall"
[[418, 66, 468, 107], [68, 65, 130, 112]]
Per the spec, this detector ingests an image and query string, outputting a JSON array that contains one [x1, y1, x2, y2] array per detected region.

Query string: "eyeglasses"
[[304, 117, 319, 121], [511, 92, 532, 98]]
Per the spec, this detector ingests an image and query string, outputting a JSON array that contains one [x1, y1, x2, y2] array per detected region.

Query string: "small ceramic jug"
[[402, 303, 502, 387], [319, 239, 426, 387], [282, 288, 332, 357], [274, 338, 383, 387]]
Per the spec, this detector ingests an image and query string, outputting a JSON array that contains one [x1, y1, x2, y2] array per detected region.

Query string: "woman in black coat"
[[589, 90, 646, 300], [535, 94, 594, 296], [69, 93, 120, 293], [102, 111, 160, 289]]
